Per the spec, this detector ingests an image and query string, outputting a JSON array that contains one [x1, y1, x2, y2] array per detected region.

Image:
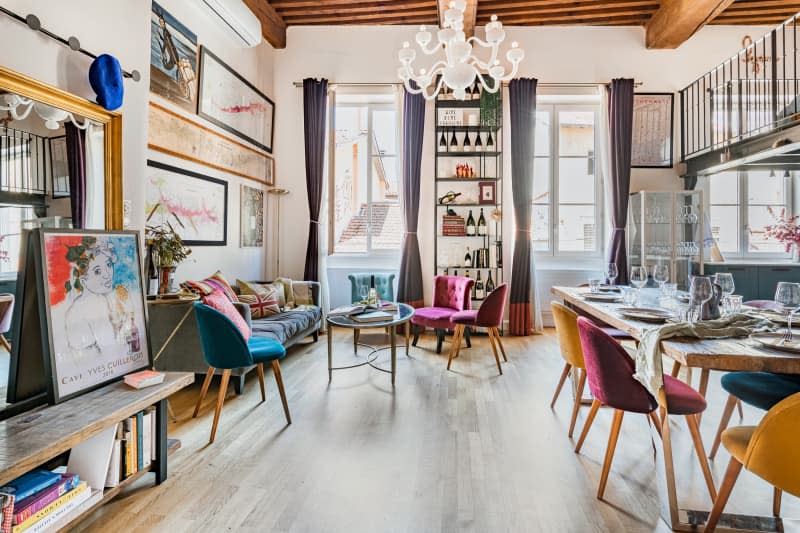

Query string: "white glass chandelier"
[[0, 94, 92, 130], [397, 0, 524, 101]]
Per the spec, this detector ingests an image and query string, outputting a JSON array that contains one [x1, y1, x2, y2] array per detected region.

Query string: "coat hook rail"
[[0, 6, 141, 82]]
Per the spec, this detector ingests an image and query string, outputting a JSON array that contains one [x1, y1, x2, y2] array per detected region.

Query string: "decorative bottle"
[[486, 271, 495, 293], [450, 131, 458, 151], [462, 133, 472, 152], [477, 208, 487, 236], [466, 210, 476, 236], [474, 133, 483, 153], [464, 247, 472, 267], [475, 271, 484, 299], [439, 131, 447, 152], [487, 132, 494, 151]]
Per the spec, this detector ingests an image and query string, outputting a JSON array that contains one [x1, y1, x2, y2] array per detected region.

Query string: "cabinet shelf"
[[435, 100, 484, 108], [435, 177, 499, 182], [437, 151, 501, 157], [437, 203, 497, 207], [436, 125, 501, 133]]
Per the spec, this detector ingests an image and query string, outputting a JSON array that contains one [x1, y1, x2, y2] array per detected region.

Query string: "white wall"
[[273, 24, 771, 312], [0, 0, 275, 283]]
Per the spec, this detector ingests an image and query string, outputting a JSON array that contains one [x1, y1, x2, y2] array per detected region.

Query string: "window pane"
[[373, 109, 397, 155], [708, 172, 738, 204], [371, 156, 399, 201], [333, 105, 368, 253], [749, 205, 787, 253], [709, 205, 739, 254], [558, 205, 596, 252], [535, 110, 551, 156], [0, 205, 34, 274], [533, 157, 550, 203], [747, 171, 785, 204], [558, 158, 594, 204], [559, 111, 594, 156], [371, 155, 401, 250], [532, 204, 549, 251]]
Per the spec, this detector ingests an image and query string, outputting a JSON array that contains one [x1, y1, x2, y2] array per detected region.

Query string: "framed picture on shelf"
[[149, 1, 198, 113], [240, 185, 264, 247], [632, 93, 674, 168], [478, 181, 496, 204], [36, 229, 150, 403], [198, 47, 275, 153], [145, 160, 228, 246]]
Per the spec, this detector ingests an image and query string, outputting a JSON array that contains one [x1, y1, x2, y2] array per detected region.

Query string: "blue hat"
[[89, 54, 124, 111]]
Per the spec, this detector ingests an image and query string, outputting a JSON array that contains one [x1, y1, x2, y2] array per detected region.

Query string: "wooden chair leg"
[[491, 328, 508, 361], [685, 414, 717, 501], [209, 369, 231, 444], [705, 458, 743, 533], [697, 369, 711, 423], [256, 363, 266, 402], [446, 325, 463, 370], [647, 411, 663, 438], [670, 360, 681, 378], [568, 369, 587, 438], [487, 327, 503, 375], [736, 399, 744, 420], [464, 327, 471, 348], [271, 360, 291, 424], [598, 409, 624, 500], [0, 334, 11, 352], [710, 395, 738, 460], [773, 487, 782, 517], [193, 367, 216, 419], [574, 398, 601, 453], [550, 362, 572, 409]]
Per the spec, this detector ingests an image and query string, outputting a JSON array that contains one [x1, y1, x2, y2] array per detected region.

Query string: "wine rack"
[[433, 79, 504, 305]]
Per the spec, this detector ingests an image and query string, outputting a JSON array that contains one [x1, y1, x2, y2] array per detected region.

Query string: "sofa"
[[150, 280, 321, 394]]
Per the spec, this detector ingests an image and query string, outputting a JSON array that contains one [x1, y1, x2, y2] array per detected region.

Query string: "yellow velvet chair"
[[550, 302, 588, 438], [704, 392, 800, 533]]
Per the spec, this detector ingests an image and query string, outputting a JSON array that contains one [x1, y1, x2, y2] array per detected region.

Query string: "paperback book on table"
[[329, 301, 397, 317]]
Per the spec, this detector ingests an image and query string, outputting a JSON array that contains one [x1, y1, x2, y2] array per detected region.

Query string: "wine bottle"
[[477, 208, 487, 236], [439, 131, 447, 152], [464, 269, 471, 279], [474, 133, 483, 152], [466, 210, 476, 236], [147, 246, 158, 296], [462, 133, 472, 152], [485, 270, 495, 293], [472, 79, 481, 100], [450, 131, 458, 151], [487, 132, 494, 151], [453, 269, 458, 276], [369, 275, 377, 305], [438, 191, 462, 204], [495, 240, 503, 268], [464, 247, 472, 267], [475, 271, 484, 299]]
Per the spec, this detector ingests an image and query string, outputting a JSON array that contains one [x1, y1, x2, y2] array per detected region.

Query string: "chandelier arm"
[[476, 73, 502, 94], [8, 102, 33, 121], [418, 42, 445, 55], [68, 113, 92, 130], [469, 44, 500, 70], [466, 36, 493, 48], [498, 61, 522, 82]]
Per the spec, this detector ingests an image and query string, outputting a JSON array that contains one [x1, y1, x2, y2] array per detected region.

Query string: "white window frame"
[[328, 96, 401, 258], [534, 102, 604, 260]]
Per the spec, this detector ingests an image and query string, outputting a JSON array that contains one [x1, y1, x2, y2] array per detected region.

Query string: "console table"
[[0, 372, 194, 530]]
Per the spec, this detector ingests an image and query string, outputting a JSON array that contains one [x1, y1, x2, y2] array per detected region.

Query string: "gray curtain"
[[606, 78, 634, 285], [302, 78, 328, 282], [508, 78, 538, 335], [397, 84, 425, 307]]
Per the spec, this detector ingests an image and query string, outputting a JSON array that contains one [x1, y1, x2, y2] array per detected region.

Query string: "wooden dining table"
[[551, 286, 800, 533]]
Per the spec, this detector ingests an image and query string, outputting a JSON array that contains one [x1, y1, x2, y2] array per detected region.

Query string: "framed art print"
[[478, 181, 496, 205], [240, 185, 264, 247], [632, 93, 674, 168], [145, 160, 228, 246], [150, 2, 199, 113], [38, 229, 151, 403], [198, 47, 275, 153]]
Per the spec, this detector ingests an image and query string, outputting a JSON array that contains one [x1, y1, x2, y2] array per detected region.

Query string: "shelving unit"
[[433, 82, 503, 306]]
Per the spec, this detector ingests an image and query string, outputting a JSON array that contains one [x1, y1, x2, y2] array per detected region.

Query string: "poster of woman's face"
[[41, 231, 150, 401]]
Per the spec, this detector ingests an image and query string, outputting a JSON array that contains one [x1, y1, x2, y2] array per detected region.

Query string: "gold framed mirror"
[[0, 66, 122, 228]]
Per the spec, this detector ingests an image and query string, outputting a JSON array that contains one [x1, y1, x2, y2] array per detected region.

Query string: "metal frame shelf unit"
[[433, 84, 503, 306]]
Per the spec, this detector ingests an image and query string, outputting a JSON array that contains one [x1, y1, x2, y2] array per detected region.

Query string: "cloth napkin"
[[633, 314, 775, 398]]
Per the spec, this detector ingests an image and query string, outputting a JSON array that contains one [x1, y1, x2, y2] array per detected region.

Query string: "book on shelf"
[[124, 370, 165, 389], [1, 493, 13, 533], [351, 310, 393, 323], [136, 412, 144, 472], [105, 436, 121, 489], [11, 482, 89, 533], [12, 474, 79, 526], [142, 410, 153, 469], [0, 471, 60, 504], [147, 406, 157, 463]]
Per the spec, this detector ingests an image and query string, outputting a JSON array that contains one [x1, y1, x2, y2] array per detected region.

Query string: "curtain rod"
[[293, 81, 643, 88]]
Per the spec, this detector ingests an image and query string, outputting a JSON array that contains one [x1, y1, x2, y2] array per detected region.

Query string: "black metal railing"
[[0, 126, 48, 195], [681, 14, 800, 160]]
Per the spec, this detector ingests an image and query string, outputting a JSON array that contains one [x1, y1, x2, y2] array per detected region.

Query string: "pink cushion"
[[412, 306, 458, 330], [451, 310, 478, 324], [663, 375, 707, 415], [201, 289, 251, 342], [433, 276, 473, 310]]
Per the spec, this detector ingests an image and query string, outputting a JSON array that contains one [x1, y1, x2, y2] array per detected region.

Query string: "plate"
[[749, 332, 800, 354], [583, 293, 622, 302], [598, 285, 621, 293], [617, 307, 674, 322]]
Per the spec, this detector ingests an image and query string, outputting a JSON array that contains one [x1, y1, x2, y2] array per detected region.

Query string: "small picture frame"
[[478, 181, 496, 205]]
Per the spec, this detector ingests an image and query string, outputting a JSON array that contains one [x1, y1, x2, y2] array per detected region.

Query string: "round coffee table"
[[326, 303, 415, 386]]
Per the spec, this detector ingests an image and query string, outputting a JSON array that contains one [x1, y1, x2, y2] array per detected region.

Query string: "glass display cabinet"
[[627, 190, 704, 290]]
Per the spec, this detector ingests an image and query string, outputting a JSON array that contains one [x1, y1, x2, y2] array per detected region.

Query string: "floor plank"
[[75, 329, 798, 532]]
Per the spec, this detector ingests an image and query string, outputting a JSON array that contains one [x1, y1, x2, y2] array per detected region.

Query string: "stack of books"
[[442, 215, 466, 236], [106, 407, 157, 487]]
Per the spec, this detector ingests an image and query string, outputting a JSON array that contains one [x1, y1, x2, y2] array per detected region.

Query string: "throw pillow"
[[292, 281, 314, 306], [275, 277, 295, 307], [201, 289, 251, 341], [237, 279, 269, 297], [184, 271, 238, 302], [238, 288, 281, 319]]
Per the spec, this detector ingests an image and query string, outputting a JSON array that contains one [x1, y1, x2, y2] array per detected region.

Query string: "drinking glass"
[[713, 272, 735, 311], [606, 263, 618, 286], [359, 285, 368, 303], [652, 264, 669, 291], [775, 282, 800, 341], [725, 295, 743, 315], [588, 278, 602, 293], [689, 276, 713, 321], [630, 266, 647, 306]]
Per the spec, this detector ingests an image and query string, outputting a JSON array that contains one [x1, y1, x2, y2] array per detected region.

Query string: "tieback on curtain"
[[404, 231, 417, 235], [515, 229, 532, 233], [309, 219, 320, 224]]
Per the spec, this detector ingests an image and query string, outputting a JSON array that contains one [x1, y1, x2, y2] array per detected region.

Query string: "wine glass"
[[713, 273, 735, 314], [606, 263, 618, 286], [652, 264, 669, 291], [689, 276, 713, 323], [775, 282, 800, 343], [630, 266, 647, 306], [359, 285, 368, 303]]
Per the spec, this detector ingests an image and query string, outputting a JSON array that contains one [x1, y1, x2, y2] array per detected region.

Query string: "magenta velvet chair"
[[447, 283, 508, 375], [574, 317, 717, 502], [411, 275, 474, 354]]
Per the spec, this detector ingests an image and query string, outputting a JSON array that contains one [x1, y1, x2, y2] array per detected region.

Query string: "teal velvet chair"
[[347, 273, 396, 303], [192, 302, 291, 444]]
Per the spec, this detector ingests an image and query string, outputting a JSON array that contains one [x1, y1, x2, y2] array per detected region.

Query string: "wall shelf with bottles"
[[434, 77, 503, 307]]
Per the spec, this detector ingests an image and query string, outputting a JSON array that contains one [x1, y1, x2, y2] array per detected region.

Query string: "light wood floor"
[[76, 329, 798, 533]]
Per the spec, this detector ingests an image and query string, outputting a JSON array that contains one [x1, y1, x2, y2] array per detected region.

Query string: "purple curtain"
[[508, 78, 537, 336], [64, 123, 86, 229], [302, 78, 328, 282], [607, 78, 634, 285], [397, 84, 425, 307]]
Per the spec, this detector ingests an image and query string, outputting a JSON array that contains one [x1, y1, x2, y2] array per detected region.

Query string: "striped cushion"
[[184, 271, 238, 302], [238, 288, 281, 319]]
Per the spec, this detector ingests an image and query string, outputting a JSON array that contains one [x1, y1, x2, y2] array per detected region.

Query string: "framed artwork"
[[198, 47, 275, 153], [145, 160, 228, 246], [265, 155, 275, 186], [49, 136, 70, 198], [478, 181, 496, 205], [240, 185, 264, 247], [39, 229, 150, 403], [148, 102, 272, 185], [150, 1, 199, 113], [632, 93, 674, 168]]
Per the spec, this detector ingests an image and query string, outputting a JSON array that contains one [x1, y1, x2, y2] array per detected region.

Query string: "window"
[[705, 170, 792, 256], [533, 98, 602, 257], [0, 205, 35, 274], [330, 89, 401, 255]]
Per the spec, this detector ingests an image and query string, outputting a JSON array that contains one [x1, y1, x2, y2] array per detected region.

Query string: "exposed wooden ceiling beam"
[[243, 0, 287, 49], [283, 9, 438, 24], [646, 0, 734, 49], [273, 1, 435, 15], [477, 0, 658, 18], [438, 0, 479, 37]]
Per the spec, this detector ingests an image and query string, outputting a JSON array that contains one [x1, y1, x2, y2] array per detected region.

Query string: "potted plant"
[[146, 206, 191, 294], [765, 207, 800, 262]]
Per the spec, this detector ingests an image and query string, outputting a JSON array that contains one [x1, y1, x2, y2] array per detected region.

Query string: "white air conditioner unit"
[[202, 0, 262, 47]]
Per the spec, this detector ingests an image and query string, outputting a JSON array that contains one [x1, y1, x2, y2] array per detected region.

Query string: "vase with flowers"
[[145, 206, 191, 294], [764, 207, 800, 262]]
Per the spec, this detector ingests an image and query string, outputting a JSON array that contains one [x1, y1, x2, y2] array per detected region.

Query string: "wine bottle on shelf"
[[495, 240, 503, 268], [475, 271, 485, 300], [474, 133, 483, 152], [487, 132, 494, 151], [477, 208, 487, 236], [453, 269, 458, 277], [146, 246, 158, 296], [466, 210, 476, 236], [462, 133, 472, 152], [439, 131, 447, 152], [450, 130, 458, 151], [438, 191, 462, 204], [464, 247, 472, 267], [464, 269, 471, 279], [486, 270, 495, 293]]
